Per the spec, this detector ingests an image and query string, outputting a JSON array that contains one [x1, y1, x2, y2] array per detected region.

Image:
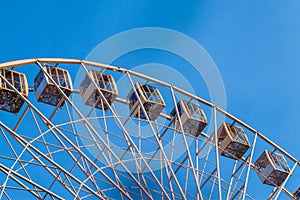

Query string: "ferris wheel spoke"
[[0, 127, 43, 199], [225, 160, 238, 199], [241, 132, 257, 200], [2, 190, 12, 200], [164, 160, 176, 200], [0, 163, 63, 200], [12, 105, 29, 132], [213, 107, 223, 200], [270, 162, 297, 200]]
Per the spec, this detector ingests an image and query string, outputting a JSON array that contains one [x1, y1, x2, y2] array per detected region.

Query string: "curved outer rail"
[[0, 57, 299, 167]]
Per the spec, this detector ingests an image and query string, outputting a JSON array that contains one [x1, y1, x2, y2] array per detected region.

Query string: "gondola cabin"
[[127, 83, 165, 120], [34, 66, 72, 107], [217, 122, 250, 160], [0, 70, 28, 114], [170, 100, 207, 137], [254, 150, 290, 187], [80, 70, 118, 111]]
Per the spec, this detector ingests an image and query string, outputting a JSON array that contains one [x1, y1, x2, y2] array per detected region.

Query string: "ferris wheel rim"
[[0, 57, 298, 167]]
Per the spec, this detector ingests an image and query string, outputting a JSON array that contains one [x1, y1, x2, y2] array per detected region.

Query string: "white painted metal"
[[0, 58, 297, 200]]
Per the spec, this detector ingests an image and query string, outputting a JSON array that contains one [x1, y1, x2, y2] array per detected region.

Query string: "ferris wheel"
[[0, 58, 299, 200]]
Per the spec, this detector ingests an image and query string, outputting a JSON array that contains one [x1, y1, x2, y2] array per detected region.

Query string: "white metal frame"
[[0, 58, 297, 199]]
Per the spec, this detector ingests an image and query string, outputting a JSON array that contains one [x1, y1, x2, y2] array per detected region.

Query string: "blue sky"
[[0, 0, 300, 198]]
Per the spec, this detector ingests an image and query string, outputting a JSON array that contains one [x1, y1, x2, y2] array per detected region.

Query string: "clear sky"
[[0, 0, 300, 198]]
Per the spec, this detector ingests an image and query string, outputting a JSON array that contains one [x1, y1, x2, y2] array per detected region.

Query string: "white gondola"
[[0, 70, 28, 114], [254, 150, 290, 186], [34, 66, 72, 107], [127, 83, 165, 120], [217, 122, 250, 160], [80, 70, 118, 111], [170, 99, 207, 137]]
